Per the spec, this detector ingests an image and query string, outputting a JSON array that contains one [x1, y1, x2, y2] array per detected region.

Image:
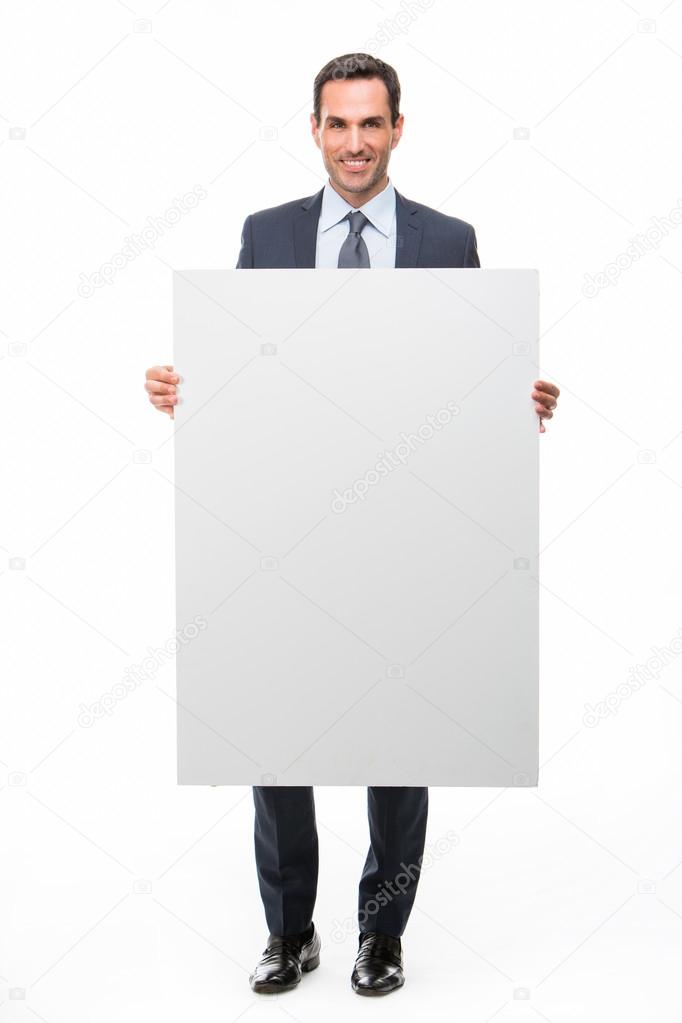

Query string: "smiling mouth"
[[340, 158, 371, 167]]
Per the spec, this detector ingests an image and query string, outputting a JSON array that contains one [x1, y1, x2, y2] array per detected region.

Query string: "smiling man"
[[144, 51, 560, 998]]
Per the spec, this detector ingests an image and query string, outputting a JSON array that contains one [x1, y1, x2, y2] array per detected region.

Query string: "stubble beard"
[[327, 150, 389, 198]]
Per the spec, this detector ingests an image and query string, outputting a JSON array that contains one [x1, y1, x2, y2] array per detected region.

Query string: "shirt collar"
[[318, 177, 396, 237]]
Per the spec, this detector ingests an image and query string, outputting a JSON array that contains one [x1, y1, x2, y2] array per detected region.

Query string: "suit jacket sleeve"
[[464, 225, 480, 268], [236, 214, 254, 268]]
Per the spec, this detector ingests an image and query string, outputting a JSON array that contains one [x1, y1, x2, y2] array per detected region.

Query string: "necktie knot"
[[338, 209, 371, 268], [347, 209, 369, 235]]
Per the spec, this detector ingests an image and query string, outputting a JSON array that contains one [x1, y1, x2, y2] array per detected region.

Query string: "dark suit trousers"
[[252, 785, 429, 938]]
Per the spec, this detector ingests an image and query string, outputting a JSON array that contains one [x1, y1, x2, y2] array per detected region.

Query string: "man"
[[144, 52, 560, 997]]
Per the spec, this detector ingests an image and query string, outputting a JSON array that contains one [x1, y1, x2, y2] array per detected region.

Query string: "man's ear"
[[391, 113, 405, 150], [310, 113, 320, 147]]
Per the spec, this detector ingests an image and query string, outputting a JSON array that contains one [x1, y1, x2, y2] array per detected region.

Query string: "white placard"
[[174, 268, 539, 786]]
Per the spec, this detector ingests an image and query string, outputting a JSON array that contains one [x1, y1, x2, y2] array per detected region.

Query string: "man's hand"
[[532, 379, 560, 434], [145, 364, 179, 419]]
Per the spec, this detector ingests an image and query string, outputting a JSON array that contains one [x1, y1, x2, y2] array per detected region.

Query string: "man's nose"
[[348, 126, 364, 152]]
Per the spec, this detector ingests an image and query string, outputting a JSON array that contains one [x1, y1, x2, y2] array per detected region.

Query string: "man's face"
[[311, 76, 403, 204]]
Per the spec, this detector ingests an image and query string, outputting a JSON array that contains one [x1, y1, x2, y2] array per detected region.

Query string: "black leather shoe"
[[351, 930, 404, 996], [249, 923, 321, 994]]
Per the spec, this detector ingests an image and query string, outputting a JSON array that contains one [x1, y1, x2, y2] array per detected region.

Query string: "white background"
[[1, 1, 682, 1020]]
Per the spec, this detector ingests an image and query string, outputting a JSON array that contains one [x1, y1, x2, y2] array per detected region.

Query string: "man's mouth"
[[340, 158, 371, 170]]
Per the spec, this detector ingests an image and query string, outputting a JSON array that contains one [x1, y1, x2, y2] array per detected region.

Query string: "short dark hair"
[[313, 53, 401, 128]]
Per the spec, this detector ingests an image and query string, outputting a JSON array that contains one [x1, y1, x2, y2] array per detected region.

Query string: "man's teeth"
[[343, 159, 369, 165]]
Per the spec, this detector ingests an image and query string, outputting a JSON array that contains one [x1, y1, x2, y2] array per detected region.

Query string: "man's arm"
[[236, 214, 254, 268], [463, 225, 480, 268]]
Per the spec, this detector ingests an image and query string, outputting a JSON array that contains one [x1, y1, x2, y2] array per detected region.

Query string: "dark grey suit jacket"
[[235, 185, 479, 269]]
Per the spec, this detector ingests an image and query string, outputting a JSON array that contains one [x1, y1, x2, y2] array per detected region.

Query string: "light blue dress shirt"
[[315, 177, 397, 268]]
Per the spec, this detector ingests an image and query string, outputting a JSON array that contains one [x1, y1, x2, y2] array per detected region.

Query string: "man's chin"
[[331, 170, 379, 193]]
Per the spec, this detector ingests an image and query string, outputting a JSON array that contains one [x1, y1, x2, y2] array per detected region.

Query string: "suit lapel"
[[394, 188, 422, 268], [293, 187, 324, 268], [292, 184, 422, 268]]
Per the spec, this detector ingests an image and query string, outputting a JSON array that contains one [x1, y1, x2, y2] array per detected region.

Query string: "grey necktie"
[[338, 210, 370, 268]]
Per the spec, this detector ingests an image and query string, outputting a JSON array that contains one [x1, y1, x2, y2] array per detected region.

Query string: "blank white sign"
[[173, 268, 539, 786]]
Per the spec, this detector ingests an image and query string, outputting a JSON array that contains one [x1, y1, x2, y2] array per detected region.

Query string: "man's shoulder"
[[237, 188, 478, 268], [245, 192, 319, 227], [243, 189, 474, 235], [401, 194, 475, 237]]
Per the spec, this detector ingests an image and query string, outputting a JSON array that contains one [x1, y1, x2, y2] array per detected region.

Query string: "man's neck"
[[328, 174, 389, 208]]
